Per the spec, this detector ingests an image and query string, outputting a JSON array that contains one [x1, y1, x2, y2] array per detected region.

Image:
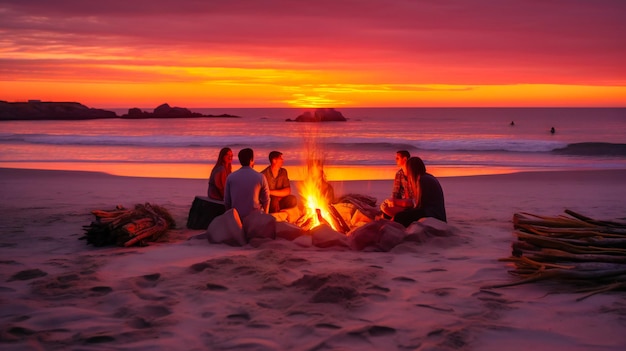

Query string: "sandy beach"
[[1, 167, 625, 351]]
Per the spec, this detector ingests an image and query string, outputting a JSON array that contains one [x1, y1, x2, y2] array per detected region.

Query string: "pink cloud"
[[1, 0, 625, 85]]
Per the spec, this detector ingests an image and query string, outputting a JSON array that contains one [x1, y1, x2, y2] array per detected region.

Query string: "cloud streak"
[[1, 0, 625, 106]]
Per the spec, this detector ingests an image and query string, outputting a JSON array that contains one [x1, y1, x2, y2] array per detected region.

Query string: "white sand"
[[1, 167, 625, 350]]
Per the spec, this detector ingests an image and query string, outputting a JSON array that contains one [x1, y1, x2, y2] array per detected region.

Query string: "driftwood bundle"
[[483, 209, 626, 300], [82, 203, 175, 247], [336, 193, 379, 219]]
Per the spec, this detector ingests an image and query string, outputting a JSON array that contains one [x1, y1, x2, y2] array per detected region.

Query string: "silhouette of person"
[[550, 127, 555, 134]]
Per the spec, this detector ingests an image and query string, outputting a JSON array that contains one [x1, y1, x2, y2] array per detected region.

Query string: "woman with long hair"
[[393, 156, 447, 227], [207, 147, 233, 201]]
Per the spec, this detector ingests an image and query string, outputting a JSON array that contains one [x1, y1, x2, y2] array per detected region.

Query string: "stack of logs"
[[82, 203, 175, 247], [483, 209, 626, 300]]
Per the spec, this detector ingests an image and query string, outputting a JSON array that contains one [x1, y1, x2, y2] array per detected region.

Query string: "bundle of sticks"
[[82, 203, 175, 247], [483, 209, 626, 300]]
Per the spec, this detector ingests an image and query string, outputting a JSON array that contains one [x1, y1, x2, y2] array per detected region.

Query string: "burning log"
[[328, 204, 351, 234], [296, 215, 315, 232], [295, 145, 376, 233], [296, 205, 350, 234]]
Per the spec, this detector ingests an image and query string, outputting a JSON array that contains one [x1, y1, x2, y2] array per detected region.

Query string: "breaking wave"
[[1, 133, 624, 157]]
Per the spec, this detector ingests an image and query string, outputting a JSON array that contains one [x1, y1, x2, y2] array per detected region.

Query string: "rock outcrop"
[[0, 100, 117, 120], [122, 103, 202, 119], [0, 101, 240, 120], [287, 108, 347, 122], [121, 103, 239, 119]]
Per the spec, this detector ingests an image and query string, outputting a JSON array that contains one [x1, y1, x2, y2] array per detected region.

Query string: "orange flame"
[[295, 131, 345, 232], [299, 159, 338, 231]]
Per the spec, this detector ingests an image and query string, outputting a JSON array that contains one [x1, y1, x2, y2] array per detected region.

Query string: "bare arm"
[[270, 186, 291, 197], [385, 197, 414, 208], [271, 168, 292, 197]]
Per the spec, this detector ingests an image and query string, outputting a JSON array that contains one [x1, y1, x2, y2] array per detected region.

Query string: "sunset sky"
[[1, 0, 625, 108]]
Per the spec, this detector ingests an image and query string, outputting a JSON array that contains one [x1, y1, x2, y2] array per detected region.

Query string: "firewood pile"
[[294, 193, 379, 233], [81, 203, 175, 247], [483, 209, 626, 300], [335, 193, 380, 219]]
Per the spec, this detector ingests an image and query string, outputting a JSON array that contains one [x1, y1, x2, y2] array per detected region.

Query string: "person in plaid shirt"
[[380, 150, 414, 219]]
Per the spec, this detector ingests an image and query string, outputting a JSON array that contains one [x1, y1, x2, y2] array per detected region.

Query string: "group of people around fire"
[[207, 147, 446, 227]]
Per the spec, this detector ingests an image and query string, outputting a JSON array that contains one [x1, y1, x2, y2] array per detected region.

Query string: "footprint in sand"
[[310, 285, 359, 304], [7, 268, 47, 281], [315, 323, 342, 329], [89, 286, 113, 296], [133, 273, 161, 288], [392, 276, 416, 283], [127, 317, 151, 329], [226, 312, 251, 325], [205, 283, 228, 291], [84, 335, 116, 344], [141, 305, 172, 318], [345, 325, 397, 337]]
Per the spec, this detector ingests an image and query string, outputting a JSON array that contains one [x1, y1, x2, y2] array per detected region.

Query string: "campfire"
[[295, 159, 351, 233]]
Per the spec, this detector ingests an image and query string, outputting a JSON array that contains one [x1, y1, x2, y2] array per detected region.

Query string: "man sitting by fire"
[[260, 151, 298, 213]]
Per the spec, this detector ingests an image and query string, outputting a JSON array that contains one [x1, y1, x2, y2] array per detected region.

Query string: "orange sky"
[[1, 0, 625, 108]]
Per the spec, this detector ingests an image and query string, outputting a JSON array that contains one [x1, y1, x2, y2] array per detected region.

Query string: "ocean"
[[1, 107, 625, 181]]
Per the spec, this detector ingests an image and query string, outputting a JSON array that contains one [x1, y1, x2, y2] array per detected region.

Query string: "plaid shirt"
[[392, 168, 413, 199]]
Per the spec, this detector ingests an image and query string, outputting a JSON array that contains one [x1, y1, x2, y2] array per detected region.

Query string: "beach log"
[[529, 249, 626, 263], [514, 213, 593, 229], [124, 218, 168, 247], [515, 231, 626, 255], [564, 209, 626, 228], [482, 267, 626, 289]]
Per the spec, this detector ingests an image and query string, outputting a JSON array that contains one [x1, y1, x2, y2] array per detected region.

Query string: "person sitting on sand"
[[380, 150, 414, 219], [260, 151, 298, 213], [393, 156, 447, 227], [224, 148, 270, 218], [207, 147, 233, 201]]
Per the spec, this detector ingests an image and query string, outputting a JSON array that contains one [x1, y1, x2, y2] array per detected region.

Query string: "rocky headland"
[[0, 101, 117, 120], [0, 101, 239, 121]]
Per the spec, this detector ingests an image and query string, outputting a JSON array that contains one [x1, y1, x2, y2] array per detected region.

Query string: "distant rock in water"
[[121, 103, 240, 119], [0, 100, 117, 121], [286, 108, 347, 122]]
